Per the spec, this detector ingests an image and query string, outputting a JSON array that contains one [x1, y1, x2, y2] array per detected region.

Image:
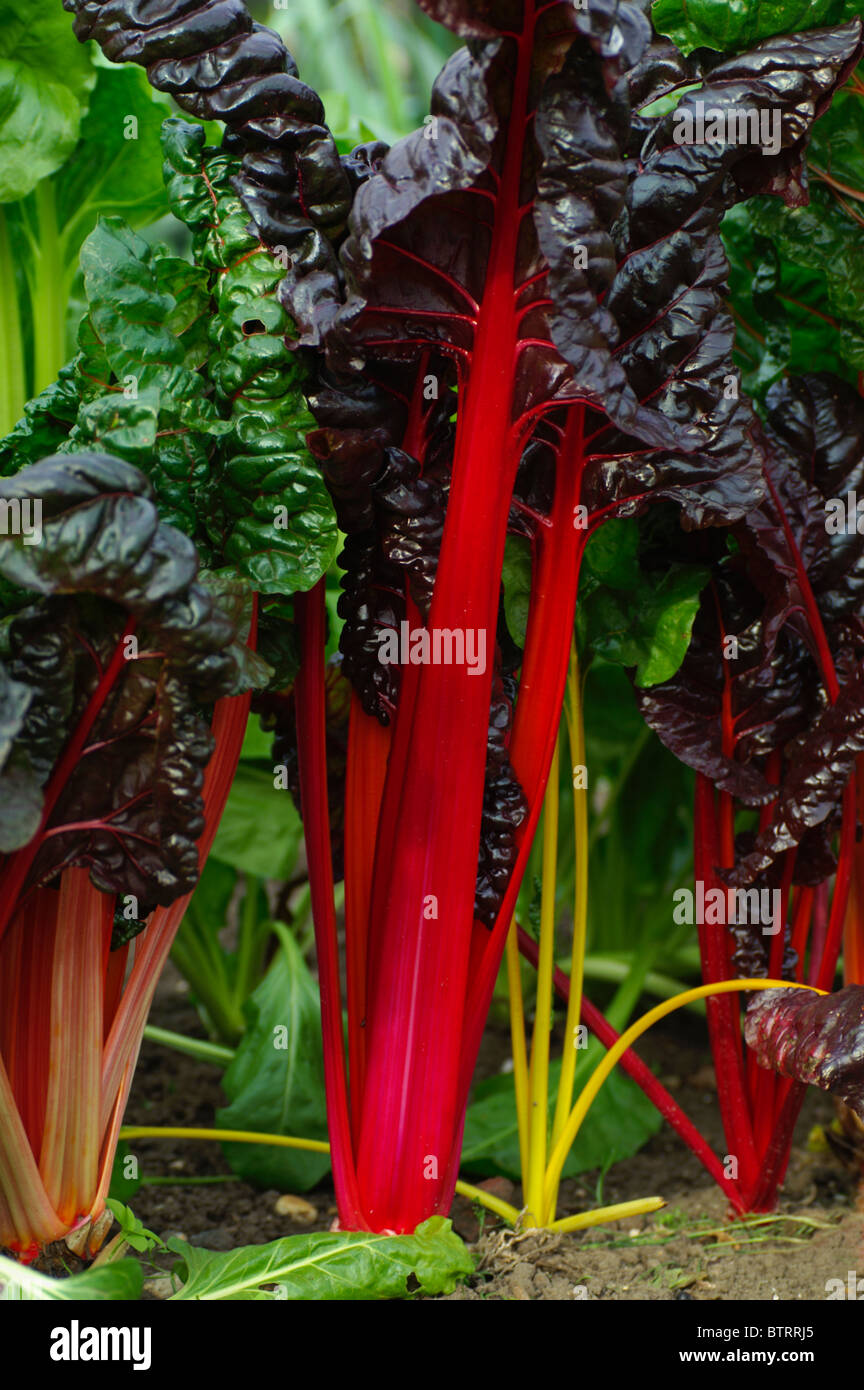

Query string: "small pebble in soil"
[[143, 1276, 175, 1299], [189, 1228, 234, 1250], [274, 1194, 318, 1222]]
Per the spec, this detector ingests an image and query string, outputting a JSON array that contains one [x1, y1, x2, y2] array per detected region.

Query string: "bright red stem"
[[352, 22, 536, 1233], [295, 582, 365, 1229], [694, 777, 760, 1194]]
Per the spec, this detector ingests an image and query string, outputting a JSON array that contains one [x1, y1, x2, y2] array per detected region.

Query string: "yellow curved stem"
[[451, 1180, 521, 1225], [119, 1125, 524, 1226], [541, 977, 824, 1217]]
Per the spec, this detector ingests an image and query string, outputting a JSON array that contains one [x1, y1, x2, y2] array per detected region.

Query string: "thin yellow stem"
[[452, 1180, 521, 1225], [542, 978, 824, 1217], [119, 1126, 330, 1154], [548, 645, 588, 1221], [549, 1196, 665, 1234], [505, 920, 530, 1181], [118, 1125, 522, 1226], [525, 740, 559, 1226]]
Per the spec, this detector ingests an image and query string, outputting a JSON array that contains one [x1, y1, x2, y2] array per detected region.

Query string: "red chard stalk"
[[294, 5, 860, 1230], [641, 374, 864, 1208], [58, 0, 864, 1234]]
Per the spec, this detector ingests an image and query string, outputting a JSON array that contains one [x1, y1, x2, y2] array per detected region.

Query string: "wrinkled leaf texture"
[[744, 984, 864, 1119], [62, 0, 351, 344], [314, 3, 860, 930], [640, 373, 864, 887], [0, 453, 255, 913]]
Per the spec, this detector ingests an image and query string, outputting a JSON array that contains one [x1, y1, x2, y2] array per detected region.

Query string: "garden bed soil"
[[124, 965, 864, 1301]]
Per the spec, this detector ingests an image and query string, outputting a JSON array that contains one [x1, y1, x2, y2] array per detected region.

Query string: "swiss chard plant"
[[61, 0, 864, 1237], [0, 0, 339, 1258], [5, 0, 864, 1273]]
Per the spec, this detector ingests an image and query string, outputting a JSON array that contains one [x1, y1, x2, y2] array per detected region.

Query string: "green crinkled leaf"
[[722, 204, 863, 397], [578, 521, 709, 687], [218, 443, 339, 594], [651, 0, 862, 55], [162, 119, 339, 596], [217, 925, 330, 1190], [67, 217, 219, 540], [0, 1251, 142, 1301], [735, 89, 864, 381], [0, 2, 95, 202], [168, 1216, 473, 1301], [749, 190, 864, 347], [0, 363, 82, 475], [79, 219, 196, 389], [461, 1047, 663, 1180]]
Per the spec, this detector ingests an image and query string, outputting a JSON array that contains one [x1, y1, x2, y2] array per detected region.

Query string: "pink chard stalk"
[[0, 458, 255, 1257]]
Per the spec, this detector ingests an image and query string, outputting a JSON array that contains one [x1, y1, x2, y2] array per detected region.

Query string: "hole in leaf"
[[241, 319, 266, 336]]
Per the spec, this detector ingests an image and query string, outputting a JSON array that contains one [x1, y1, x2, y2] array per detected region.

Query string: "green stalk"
[[142, 1025, 235, 1068], [579, 956, 707, 1013], [170, 929, 245, 1047], [30, 182, 66, 395], [604, 941, 658, 1035], [233, 876, 269, 1008], [0, 207, 27, 436]]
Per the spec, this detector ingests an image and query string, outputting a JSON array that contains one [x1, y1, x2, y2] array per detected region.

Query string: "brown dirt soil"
[[123, 964, 864, 1301]]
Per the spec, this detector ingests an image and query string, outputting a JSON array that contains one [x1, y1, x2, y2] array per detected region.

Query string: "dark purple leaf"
[[0, 454, 257, 912], [744, 984, 864, 1119]]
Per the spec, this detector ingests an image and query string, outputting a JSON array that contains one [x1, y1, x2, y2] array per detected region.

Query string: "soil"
[[122, 964, 864, 1302]]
